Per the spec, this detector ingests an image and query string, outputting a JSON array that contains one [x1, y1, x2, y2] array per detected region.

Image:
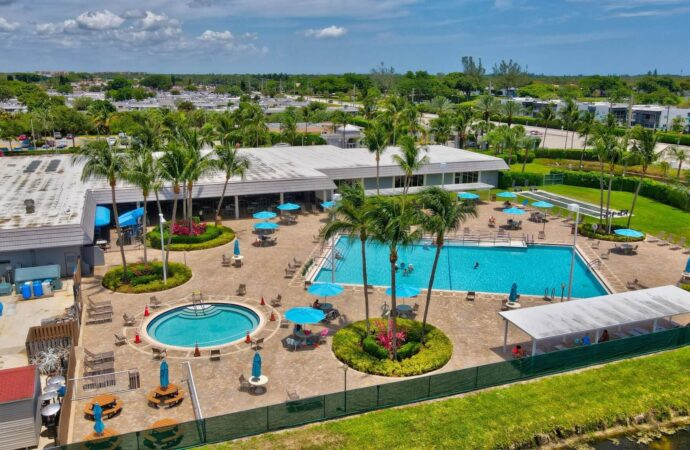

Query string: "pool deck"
[[62, 200, 690, 443]]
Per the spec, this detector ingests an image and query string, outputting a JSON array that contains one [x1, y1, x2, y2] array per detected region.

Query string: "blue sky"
[[0, 0, 689, 74]]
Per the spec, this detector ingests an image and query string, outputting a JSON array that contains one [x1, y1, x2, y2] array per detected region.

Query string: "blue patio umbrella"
[[685, 257, 690, 273], [307, 282, 344, 298], [285, 307, 326, 324], [94, 206, 110, 227], [497, 192, 517, 199], [458, 192, 480, 200], [509, 283, 518, 302], [233, 239, 240, 256], [385, 285, 421, 298], [532, 201, 554, 209], [117, 207, 144, 228], [503, 207, 525, 215], [614, 228, 644, 238], [321, 201, 336, 209], [251, 352, 262, 379], [277, 202, 301, 211], [253, 211, 277, 220], [159, 359, 169, 390], [254, 222, 280, 231], [93, 403, 105, 434]]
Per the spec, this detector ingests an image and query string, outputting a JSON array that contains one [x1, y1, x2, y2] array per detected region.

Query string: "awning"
[[365, 182, 494, 197], [94, 206, 110, 227], [117, 207, 144, 227]]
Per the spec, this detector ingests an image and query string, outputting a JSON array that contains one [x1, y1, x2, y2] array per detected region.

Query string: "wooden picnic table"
[[153, 384, 179, 398], [84, 395, 122, 420], [84, 429, 119, 441]]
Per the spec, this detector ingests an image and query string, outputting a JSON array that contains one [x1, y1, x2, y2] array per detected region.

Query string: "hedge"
[[578, 223, 645, 242], [102, 261, 192, 293], [268, 132, 327, 146], [148, 225, 236, 251], [533, 148, 643, 165], [1, 147, 78, 156], [332, 318, 452, 377], [498, 171, 545, 189]]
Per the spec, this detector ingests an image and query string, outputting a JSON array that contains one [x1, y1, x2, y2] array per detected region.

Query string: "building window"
[[394, 175, 424, 189], [454, 171, 479, 184]]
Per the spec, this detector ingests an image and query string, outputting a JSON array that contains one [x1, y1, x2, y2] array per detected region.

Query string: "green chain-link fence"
[[59, 326, 690, 449]]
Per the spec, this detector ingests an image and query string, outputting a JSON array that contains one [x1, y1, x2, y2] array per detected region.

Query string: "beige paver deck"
[[65, 201, 690, 442]]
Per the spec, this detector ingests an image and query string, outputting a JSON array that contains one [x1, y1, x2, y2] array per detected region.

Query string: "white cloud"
[[614, 5, 690, 16], [304, 25, 347, 39], [139, 11, 176, 30], [0, 17, 19, 32], [75, 10, 124, 30], [198, 29, 234, 42]]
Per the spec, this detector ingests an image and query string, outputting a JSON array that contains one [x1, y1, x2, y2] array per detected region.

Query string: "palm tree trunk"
[[677, 161, 683, 179], [360, 237, 371, 334], [599, 163, 605, 226], [187, 182, 194, 230], [154, 190, 162, 216], [389, 250, 398, 360], [166, 188, 179, 266], [627, 179, 642, 228], [421, 240, 442, 344], [542, 126, 548, 149], [111, 185, 128, 280], [605, 177, 613, 233], [521, 147, 528, 173], [376, 155, 380, 196], [215, 176, 230, 220]]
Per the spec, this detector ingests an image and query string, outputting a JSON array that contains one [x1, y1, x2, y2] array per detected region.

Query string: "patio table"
[[249, 375, 269, 394], [317, 303, 333, 311]]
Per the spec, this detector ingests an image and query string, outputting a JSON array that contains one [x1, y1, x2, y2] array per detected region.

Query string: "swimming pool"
[[314, 238, 608, 298], [146, 303, 261, 348]]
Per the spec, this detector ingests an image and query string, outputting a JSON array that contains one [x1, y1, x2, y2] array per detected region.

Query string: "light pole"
[[566, 203, 580, 301], [340, 364, 349, 412], [159, 213, 167, 285], [440, 162, 447, 188]]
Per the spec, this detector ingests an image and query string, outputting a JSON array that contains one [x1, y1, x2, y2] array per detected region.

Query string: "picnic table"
[[147, 384, 185, 409], [144, 419, 183, 449], [84, 394, 122, 419]]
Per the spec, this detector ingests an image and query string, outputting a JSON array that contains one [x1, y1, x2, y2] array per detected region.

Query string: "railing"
[[69, 368, 141, 400], [56, 326, 690, 449], [447, 232, 525, 247]]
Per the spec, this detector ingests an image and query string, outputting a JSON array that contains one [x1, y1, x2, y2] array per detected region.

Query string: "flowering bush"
[[375, 319, 407, 351], [172, 222, 207, 236]]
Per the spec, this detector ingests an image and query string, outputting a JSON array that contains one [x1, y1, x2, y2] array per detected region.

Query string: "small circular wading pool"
[[146, 303, 261, 348]]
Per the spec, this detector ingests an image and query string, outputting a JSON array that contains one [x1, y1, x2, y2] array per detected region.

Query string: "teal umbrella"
[[497, 192, 517, 199], [614, 228, 644, 238], [307, 282, 344, 298], [118, 207, 144, 227], [385, 285, 421, 298], [93, 403, 105, 434], [95, 206, 110, 227], [285, 307, 326, 324], [277, 203, 300, 211], [458, 192, 480, 200], [251, 352, 262, 379], [253, 211, 276, 220], [503, 207, 525, 215], [532, 201, 554, 209], [685, 257, 690, 273], [233, 239, 240, 256], [509, 283, 518, 302], [321, 201, 336, 209], [254, 222, 279, 231], [159, 359, 169, 390]]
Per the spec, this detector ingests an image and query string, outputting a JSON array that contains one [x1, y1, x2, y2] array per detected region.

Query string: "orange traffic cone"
[[135, 332, 141, 344], [260, 296, 265, 306], [245, 332, 251, 343], [270, 311, 276, 321], [144, 305, 150, 317], [194, 343, 201, 357]]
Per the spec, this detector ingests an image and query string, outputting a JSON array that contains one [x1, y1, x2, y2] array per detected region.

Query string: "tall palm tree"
[[430, 112, 453, 145], [212, 143, 250, 220], [539, 105, 555, 149], [417, 187, 476, 343], [321, 184, 373, 333], [603, 136, 624, 232], [158, 142, 186, 264], [365, 196, 421, 359], [521, 135, 539, 173], [280, 107, 298, 144], [393, 136, 430, 196], [668, 146, 687, 178], [559, 99, 578, 150], [73, 140, 128, 279], [500, 100, 521, 127], [331, 110, 350, 148], [123, 147, 156, 264], [577, 110, 596, 168], [475, 95, 499, 132], [363, 121, 389, 195], [175, 127, 213, 228], [378, 95, 409, 145], [453, 105, 473, 149], [627, 126, 659, 228]]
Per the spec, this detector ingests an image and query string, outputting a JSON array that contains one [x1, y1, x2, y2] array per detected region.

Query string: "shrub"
[[363, 335, 388, 359], [102, 261, 192, 293], [495, 152, 535, 165], [148, 225, 235, 251], [578, 223, 645, 242], [332, 318, 453, 377]]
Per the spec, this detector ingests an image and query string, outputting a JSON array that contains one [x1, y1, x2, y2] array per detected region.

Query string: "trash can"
[[42, 280, 52, 296], [21, 282, 32, 300], [32, 280, 44, 297]]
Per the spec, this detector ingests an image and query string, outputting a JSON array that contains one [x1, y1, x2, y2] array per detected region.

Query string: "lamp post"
[[158, 213, 167, 285], [340, 364, 349, 412], [566, 203, 580, 301]]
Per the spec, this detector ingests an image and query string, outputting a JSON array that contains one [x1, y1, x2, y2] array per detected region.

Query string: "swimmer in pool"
[[474, 262, 479, 269]]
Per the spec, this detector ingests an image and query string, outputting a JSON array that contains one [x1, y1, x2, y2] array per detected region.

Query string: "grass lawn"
[[540, 184, 690, 241], [201, 346, 690, 450], [508, 162, 553, 174]]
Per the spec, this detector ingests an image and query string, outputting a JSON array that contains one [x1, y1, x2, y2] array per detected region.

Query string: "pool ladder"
[[191, 291, 206, 316], [543, 288, 556, 301]]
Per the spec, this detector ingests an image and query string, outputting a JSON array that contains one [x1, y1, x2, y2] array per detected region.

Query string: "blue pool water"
[[315, 238, 607, 298], [147, 303, 260, 348]]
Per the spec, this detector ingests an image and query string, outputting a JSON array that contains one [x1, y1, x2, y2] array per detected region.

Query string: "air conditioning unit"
[[24, 199, 35, 214]]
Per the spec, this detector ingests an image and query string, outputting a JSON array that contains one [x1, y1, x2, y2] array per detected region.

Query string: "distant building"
[[0, 366, 41, 450]]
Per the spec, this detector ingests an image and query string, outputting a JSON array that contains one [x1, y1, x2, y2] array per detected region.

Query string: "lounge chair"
[[287, 390, 300, 401], [251, 338, 265, 351], [538, 230, 545, 240], [87, 299, 112, 312], [292, 257, 303, 267], [152, 347, 167, 360], [86, 311, 112, 325], [114, 334, 127, 346], [626, 280, 639, 290], [412, 303, 420, 314], [285, 268, 296, 278], [236, 284, 246, 296], [270, 294, 282, 307], [659, 234, 672, 246], [210, 349, 221, 361], [672, 237, 686, 250], [591, 240, 600, 249], [87, 296, 111, 308], [149, 296, 162, 308], [466, 291, 476, 301], [280, 319, 289, 328], [312, 234, 320, 243], [646, 232, 662, 243], [84, 359, 114, 373], [123, 313, 136, 326], [239, 374, 251, 392], [84, 348, 115, 364]]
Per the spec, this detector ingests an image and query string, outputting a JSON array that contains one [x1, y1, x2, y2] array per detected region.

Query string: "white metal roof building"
[[500, 285, 690, 354]]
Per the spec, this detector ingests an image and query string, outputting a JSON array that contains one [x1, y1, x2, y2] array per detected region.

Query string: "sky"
[[0, 0, 689, 75]]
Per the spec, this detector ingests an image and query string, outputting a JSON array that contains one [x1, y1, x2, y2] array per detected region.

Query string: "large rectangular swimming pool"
[[314, 238, 608, 298]]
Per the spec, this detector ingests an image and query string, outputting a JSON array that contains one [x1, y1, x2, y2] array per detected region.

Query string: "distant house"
[[0, 365, 41, 450]]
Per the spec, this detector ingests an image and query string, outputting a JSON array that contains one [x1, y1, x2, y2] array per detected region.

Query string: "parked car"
[[53, 132, 62, 139], [66, 133, 74, 140]]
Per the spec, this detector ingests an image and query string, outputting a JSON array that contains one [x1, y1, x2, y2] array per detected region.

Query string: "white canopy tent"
[[499, 285, 690, 355]]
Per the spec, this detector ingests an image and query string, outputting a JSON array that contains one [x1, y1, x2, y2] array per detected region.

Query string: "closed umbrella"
[[509, 283, 518, 303], [233, 239, 240, 256], [251, 352, 262, 379], [458, 192, 480, 200], [93, 403, 105, 435], [159, 360, 169, 390], [614, 228, 644, 238], [385, 285, 421, 298], [497, 192, 517, 199], [277, 202, 300, 211], [285, 307, 326, 324], [253, 211, 276, 220], [254, 222, 279, 231]]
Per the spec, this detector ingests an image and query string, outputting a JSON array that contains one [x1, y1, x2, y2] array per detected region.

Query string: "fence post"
[[266, 406, 269, 431], [376, 385, 380, 408], [427, 375, 431, 398], [473, 366, 479, 389], [323, 395, 326, 419]]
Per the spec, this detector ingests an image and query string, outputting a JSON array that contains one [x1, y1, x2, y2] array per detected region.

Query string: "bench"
[[147, 392, 161, 408], [163, 390, 185, 408], [14, 264, 62, 293]]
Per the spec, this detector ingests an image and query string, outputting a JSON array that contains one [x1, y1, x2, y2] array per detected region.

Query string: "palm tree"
[[331, 110, 350, 148], [123, 147, 156, 264], [365, 196, 421, 359], [363, 121, 389, 195], [603, 136, 623, 233], [73, 140, 128, 279], [378, 95, 409, 145], [429, 112, 453, 145], [175, 127, 213, 228], [475, 95, 499, 132], [393, 136, 430, 196], [417, 187, 475, 343], [453, 105, 473, 149], [627, 126, 659, 228], [500, 100, 521, 127], [321, 184, 373, 333], [87, 100, 116, 136], [521, 135, 539, 173], [668, 146, 687, 179], [559, 99, 577, 150], [539, 105, 555, 149], [212, 143, 250, 220], [158, 142, 186, 264], [577, 110, 596, 168], [280, 107, 298, 144]]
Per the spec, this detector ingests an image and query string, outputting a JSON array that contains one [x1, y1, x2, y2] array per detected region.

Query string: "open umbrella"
[[93, 403, 105, 435], [253, 211, 277, 220], [254, 222, 279, 231], [233, 239, 240, 256], [614, 228, 644, 238], [321, 201, 336, 209], [503, 207, 525, 215], [532, 201, 554, 209], [95, 206, 111, 228], [458, 192, 480, 200], [509, 283, 518, 303], [285, 307, 326, 324], [159, 360, 169, 390], [307, 282, 344, 298], [277, 202, 300, 211], [117, 207, 144, 228], [251, 352, 262, 379], [497, 192, 517, 199], [385, 285, 421, 298]]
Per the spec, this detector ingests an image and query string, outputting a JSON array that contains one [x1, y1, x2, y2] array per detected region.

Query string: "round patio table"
[[396, 304, 413, 312], [317, 303, 333, 311], [249, 375, 269, 394]]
